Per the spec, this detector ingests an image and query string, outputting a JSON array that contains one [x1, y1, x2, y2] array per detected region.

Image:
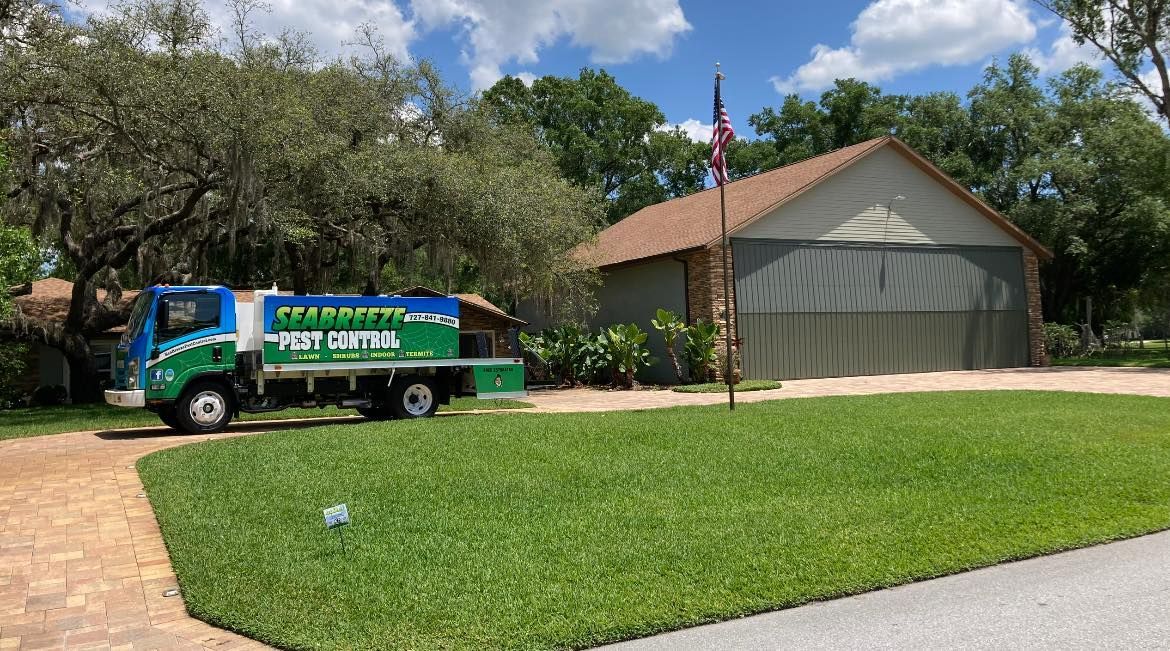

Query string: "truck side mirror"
[[150, 346, 160, 360]]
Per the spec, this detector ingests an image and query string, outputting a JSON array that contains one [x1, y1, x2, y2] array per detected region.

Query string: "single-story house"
[[530, 136, 1052, 383], [11, 279, 524, 401]]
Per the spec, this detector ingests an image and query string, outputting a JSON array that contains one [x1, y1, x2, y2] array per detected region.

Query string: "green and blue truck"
[[104, 285, 526, 433]]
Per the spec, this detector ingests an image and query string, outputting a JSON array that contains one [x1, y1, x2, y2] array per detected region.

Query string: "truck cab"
[[105, 285, 525, 433]]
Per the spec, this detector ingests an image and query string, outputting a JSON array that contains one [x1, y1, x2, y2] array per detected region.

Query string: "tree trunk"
[[61, 334, 103, 404], [665, 345, 683, 384]]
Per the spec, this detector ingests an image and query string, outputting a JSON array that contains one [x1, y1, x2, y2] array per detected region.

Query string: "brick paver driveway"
[[2, 366, 1169, 650], [524, 366, 1170, 411]]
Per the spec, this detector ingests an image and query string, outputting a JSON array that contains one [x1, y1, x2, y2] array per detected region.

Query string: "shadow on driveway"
[[94, 415, 364, 440], [92, 408, 516, 440]]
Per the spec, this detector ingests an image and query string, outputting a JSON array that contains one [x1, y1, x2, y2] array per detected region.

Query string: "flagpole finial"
[[715, 62, 725, 81]]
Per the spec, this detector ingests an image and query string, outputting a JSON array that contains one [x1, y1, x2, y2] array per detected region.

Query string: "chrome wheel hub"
[[190, 391, 226, 426], [402, 383, 433, 416]]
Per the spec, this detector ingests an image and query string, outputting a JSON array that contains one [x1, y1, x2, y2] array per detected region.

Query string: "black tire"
[[175, 380, 234, 434], [389, 376, 439, 419], [356, 406, 394, 421], [157, 406, 182, 430]]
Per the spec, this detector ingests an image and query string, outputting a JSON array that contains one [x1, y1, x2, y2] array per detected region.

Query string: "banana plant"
[[683, 319, 720, 383], [651, 308, 686, 384], [598, 323, 653, 388]]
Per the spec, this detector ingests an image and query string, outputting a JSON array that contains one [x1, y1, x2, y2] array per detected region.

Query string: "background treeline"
[[3, 0, 1170, 401]]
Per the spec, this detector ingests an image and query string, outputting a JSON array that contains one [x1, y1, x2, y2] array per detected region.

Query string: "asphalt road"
[[601, 531, 1170, 650]]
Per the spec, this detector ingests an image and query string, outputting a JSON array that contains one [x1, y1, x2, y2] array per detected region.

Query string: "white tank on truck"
[[104, 285, 526, 433]]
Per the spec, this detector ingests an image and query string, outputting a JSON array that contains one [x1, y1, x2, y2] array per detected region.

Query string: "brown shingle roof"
[[392, 286, 527, 326], [12, 281, 528, 333], [13, 278, 140, 333], [579, 136, 1051, 268]]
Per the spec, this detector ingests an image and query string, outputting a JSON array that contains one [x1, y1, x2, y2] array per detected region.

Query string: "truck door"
[[145, 290, 236, 401]]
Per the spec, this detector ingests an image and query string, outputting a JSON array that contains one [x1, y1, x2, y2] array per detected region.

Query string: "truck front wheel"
[[157, 406, 182, 431], [176, 381, 234, 434], [389, 376, 438, 419]]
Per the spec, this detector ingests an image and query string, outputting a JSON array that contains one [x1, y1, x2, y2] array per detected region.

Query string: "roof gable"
[[734, 145, 1022, 248], [579, 137, 1050, 269], [393, 286, 526, 326]]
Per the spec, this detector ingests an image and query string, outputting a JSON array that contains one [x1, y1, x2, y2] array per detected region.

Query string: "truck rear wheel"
[[389, 376, 438, 419], [176, 381, 234, 434]]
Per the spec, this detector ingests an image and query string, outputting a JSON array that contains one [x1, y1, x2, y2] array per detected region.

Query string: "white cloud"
[[410, 0, 692, 90], [771, 0, 1037, 94], [515, 71, 538, 87], [1024, 21, 1102, 74], [658, 118, 713, 143]]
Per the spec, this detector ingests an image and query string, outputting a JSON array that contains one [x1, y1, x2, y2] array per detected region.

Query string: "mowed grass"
[[1053, 347, 1170, 368], [672, 380, 782, 393], [0, 397, 532, 441], [138, 391, 1170, 650]]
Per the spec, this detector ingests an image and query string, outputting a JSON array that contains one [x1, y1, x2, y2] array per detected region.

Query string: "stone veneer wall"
[[459, 309, 519, 358], [681, 244, 737, 380], [1023, 250, 1049, 367]]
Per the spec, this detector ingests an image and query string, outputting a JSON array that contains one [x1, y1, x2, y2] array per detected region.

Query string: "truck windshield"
[[156, 293, 221, 343], [125, 293, 153, 341]]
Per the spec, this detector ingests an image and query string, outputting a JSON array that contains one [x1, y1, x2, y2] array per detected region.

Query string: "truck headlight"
[[127, 358, 139, 389]]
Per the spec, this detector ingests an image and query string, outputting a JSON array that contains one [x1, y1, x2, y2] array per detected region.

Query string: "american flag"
[[710, 77, 735, 186]]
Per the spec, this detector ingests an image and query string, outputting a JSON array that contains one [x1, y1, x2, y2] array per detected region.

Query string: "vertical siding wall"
[[734, 147, 1021, 248], [592, 258, 688, 384], [733, 240, 1030, 379]]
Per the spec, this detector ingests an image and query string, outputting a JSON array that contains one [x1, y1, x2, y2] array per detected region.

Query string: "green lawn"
[[1053, 346, 1170, 368], [138, 391, 1170, 650], [0, 397, 533, 441], [672, 380, 782, 393]]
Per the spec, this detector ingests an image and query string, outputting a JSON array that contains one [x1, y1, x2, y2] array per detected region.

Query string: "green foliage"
[[650, 308, 686, 384], [683, 319, 719, 383], [519, 326, 596, 386], [1044, 322, 1082, 359], [482, 69, 707, 223], [1037, 0, 1170, 124], [1053, 347, 1170, 368], [138, 391, 1170, 650], [0, 343, 28, 408], [597, 323, 652, 388], [0, 141, 41, 318]]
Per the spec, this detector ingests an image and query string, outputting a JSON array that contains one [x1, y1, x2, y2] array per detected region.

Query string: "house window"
[[92, 343, 114, 379], [459, 331, 495, 358]]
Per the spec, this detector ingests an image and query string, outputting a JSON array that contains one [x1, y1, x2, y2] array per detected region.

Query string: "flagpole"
[[715, 63, 735, 411]]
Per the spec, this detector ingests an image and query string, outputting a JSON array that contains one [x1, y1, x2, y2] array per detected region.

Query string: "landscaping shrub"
[[0, 343, 29, 408], [31, 384, 68, 406], [519, 326, 594, 386], [1044, 322, 1082, 358], [650, 308, 686, 384], [1102, 319, 1135, 349], [597, 323, 653, 388], [683, 319, 719, 383]]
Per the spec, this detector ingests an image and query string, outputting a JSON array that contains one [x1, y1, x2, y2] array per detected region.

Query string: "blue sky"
[[81, 0, 1103, 141]]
